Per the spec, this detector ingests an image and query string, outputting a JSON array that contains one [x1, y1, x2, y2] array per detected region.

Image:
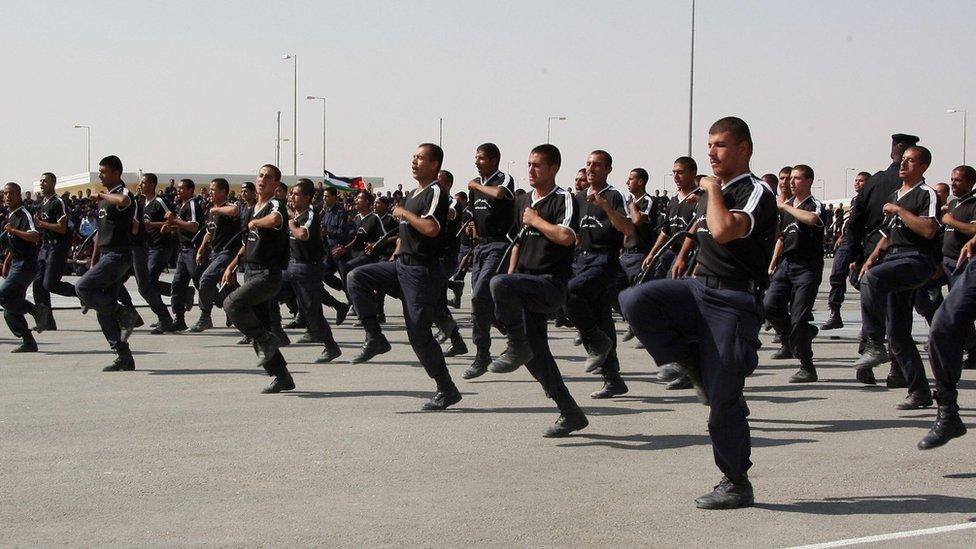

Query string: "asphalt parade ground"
[[2, 260, 974, 547]]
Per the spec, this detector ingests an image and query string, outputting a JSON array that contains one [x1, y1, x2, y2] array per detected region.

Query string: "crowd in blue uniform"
[[3, 118, 975, 510]]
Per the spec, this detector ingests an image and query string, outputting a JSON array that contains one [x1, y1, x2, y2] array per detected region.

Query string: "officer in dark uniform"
[[461, 143, 516, 379], [822, 171, 869, 330], [763, 165, 825, 382], [617, 167, 657, 341], [281, 178, 341, 362], [430, 170, 468, 357], [567, 150, 635, 399], [321, 187, 352, 295], [1, 182, 49, 352], [447, 190, 472, 309], [342, 195, 398, 321], [141, 173, 178, 334], [487, 144, 589, 437], [853, 146, 940, 410], [620, 117, 776, 509], [188, 178, 241, 332], [76, 155, 142, 371], [346, 143, 461, 411], [221, 164, 295, 394], [166, 179, 204, 331], [921, 165, 976, 449], [642, 157, 701, 280], [30, 172, 75, 331]]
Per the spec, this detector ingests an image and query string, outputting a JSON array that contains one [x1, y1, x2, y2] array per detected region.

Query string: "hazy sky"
[[2, 0, 974, 199]]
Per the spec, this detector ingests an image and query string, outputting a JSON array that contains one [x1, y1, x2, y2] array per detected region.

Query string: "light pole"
[[275, 138, 290, 166], [947, 108, 968, 164], [73, 124, 91, 173], [282, 53, 298, 176], [844, 167, 855, 198], [687, 0, 696, 156], [547, 116, 566, 144], [307, 96, 327, 174], [438, 117, 443, 147]]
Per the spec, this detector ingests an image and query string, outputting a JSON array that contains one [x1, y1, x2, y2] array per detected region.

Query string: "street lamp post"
[[73, 124, 91, 173], [283, 53, 298, 176], [687, 0, 696, 156], [547, 116, 566, 144], [307, 96, 327, 174], [947, 108, 968, 164]]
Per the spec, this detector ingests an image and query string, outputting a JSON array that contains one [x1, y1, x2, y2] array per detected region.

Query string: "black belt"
[[696, 275, 761, 294], [398, 254, 433, 267], [622, 247, 647, 255], [580, 249, 614, 256], [478, 236, 511, 245], [886, 246, 920, 256]]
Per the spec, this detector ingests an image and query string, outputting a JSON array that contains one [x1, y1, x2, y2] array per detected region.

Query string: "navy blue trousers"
[[224, 267, 288, 375], [76, 250, 132, 349], [567, 251, 621, 378], [198, 250, 235, 317], [170, 247, 199, 318], [620, 278, 760, 480], [470, 241, 508, 353], [348, 260, 448, 382], [860, 251, 934, 394], [763, 256, 823, 362], [1, 257, 38, 339], [929, 258, 976, 405], [32, 243, 76, 308], [827, 241, 853, 308], [279, 260, 336, 345]]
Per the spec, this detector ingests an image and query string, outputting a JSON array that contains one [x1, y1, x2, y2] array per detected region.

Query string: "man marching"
[[1, 182, 50, 352]]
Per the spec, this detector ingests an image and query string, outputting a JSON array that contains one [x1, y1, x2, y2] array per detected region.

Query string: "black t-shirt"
[[576, 184, 627, 252], [131, 195, 148, 246], [514, 187, 579, 278], [693, 174, 777, 285], [370, 213, 399, 257], [177, 197, 204, 248], [662, 188, 702, 252], [5, 206, 39, 258], [97, 184, 137, 251], [779, 195, 825, 263], [623, 193, 658, 253], [208, 202, 242, 253], [440, 197, 464, 257], [398, 183, 449, 262], [289, 208, 323, 263], [349, 213, 368, 251], [39, 195, 69, 246], [144, 195, 176, 249], [245, 198, 289, 269], [943, 190, 976, 259], [472, 170, 516, 241], [881, 181, 940, 253]]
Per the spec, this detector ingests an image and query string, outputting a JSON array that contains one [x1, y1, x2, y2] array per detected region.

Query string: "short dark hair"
[[792, 164, 814, 180], [531, 144, 561, 167], [477, 143, 501, 161], [419, 143, 444, 167], [674, 156, 698, 172], [761, 173, 778, 187], [324, 187, 338, 197], [438, 170, 454, 184], [779, 166, 793, 176], [294, 179, 314, 197], [953, 165, 976, 183], [590, 149, 612, 168], [261, 164, 282, 182], [41, 172, 57, 182], [211, 178, 229, 192], [631, 168, 649, 184], [99, 155, 123, 173], [857, 171, 872, 179], [5, 182, 22, 194], [358, 191, 375, 204], [179, 178, 195, 190], [277, 181, 288, 193], [906, 145, 932, 166], [455, 191, 468, 200], [143, 173, 158, 187], [708, 117, 753, 149]]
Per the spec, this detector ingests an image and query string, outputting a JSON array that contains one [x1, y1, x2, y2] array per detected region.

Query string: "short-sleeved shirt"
[[576, 184, 628, 252], [39, 195, 69, 246], [5, 206, 39, 258], [514, 187, 579, 279], [693, 174, 777, 285], [245, 198, 289, 269], [623, 192, 658, 253], [662, 188, 703, 252], [779, 195, 825, 263], [177, 197, 204, 248], [207, 202, 242, 253], [398, 182, 449, 262], [439, 196, 464, 257], [880, 181, 940, 252], [131, 195, 148, 246], [289, 208, 323, 263], [144, 195, 176, 249], [97, 184, 137, 251], [370, 213, 399, 257], [471, 170, 516, 241], [943, 190, 976, 259]]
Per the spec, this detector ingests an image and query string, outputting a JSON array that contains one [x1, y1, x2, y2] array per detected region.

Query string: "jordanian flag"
[[323, 170, 366, 191]]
